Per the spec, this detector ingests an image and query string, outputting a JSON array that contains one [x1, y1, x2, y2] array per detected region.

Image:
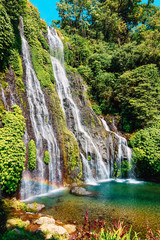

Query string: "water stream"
[[101, 118, 132, 177], [20, 17, 62, 200]]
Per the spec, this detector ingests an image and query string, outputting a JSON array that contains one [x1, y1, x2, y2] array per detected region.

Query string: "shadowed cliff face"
[[68, 72, 108, 161]]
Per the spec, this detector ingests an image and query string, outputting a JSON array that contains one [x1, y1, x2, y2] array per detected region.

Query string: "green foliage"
[[23, 1, 54, 90], [9, 49, 25, 91], [65, 130, 82, 183], [64, 34, 94, 68], [130, 124, 160, 178], [113, 162, 120, 178], [77, 65, 93, 82], [7, 218, 29, 228], [121, 160, 132, 178], [97, 227, 139, 240], [31, 46, 54, 88], [56, 0, 143, 42], [0, 106, 26, 195], [92, 104, 102, 116], [111, 41, 160, 73], [2, 0, 27, 24], [28, 140, 36, 171], [0, 4, 14, 69], [87, 155, 92, 161], [1, 228, 46, 240], [43, 151, 50, 165], [117, 64, 160, 131], [0, 0, 27, 70]]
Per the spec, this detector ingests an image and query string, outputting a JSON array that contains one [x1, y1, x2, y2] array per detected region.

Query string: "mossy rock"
[[7, 218, 30, 229]]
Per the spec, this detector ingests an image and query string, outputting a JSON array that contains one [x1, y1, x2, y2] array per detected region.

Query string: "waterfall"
[[48, 27, 109, 182], [0, 84, 9, 110], [101, 118, 132, 178], [0, 84, 17, 110], [20, 17, 62, 200]]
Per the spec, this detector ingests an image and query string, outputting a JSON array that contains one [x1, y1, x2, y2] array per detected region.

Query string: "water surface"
[[27, 179, 160, 238]]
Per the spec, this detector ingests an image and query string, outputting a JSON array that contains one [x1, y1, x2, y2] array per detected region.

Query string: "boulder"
[[39, 223, 68, 235], [27, 203, 45, 212], [7, 218, 30, 229], [70, 186, 94, 196], [34, 216, 55, 225], [63, 224, 76, 234]]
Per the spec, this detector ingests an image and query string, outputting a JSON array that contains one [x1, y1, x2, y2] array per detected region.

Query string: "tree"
[[57, 0, 92, 36], [117, 64, 160, 131], [130, 124, 160, 179]]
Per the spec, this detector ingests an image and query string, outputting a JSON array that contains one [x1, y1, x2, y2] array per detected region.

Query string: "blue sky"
[[30, 0, 160, 25]]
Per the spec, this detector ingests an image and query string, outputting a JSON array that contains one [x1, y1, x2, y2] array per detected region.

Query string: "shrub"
[[92, 104, 102, 116], [129, 125, 160, 179], [1, 228, 46, 240], [0, 106, 26, 195], [43, 151, 50, 165]]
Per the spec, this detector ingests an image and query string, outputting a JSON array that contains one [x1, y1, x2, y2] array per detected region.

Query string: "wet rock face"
[[68, 73, 108, 163]]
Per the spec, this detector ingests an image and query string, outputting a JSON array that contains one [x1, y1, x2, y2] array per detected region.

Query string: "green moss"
[[28, 139, 36, 171], [64, 129, 82, 182], [92, 103, 102, 116], [9, 49, 24, 91], [30, 45, 54, 89], [0, 105, 26, 195], [7, 218, 29, 229], [41, 19, 47, 34], [114, 162, 120, 178], [43, 151, 50, 164]]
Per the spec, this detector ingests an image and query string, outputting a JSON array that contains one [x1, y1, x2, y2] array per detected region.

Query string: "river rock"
[[27, 203, 45, 212], [70, 186, 94, 196], [39, 223, 68, 235], [63, 224, 76, 234], [34, 216, 55, 225], [7, 218, 30, 229]]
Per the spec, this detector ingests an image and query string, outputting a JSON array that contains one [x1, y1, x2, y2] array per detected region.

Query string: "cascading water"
[[101, 118, 132, 177], [48, 28, 109, 183], [0, 84, 9, 110], [20, 17, 62, 200]]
